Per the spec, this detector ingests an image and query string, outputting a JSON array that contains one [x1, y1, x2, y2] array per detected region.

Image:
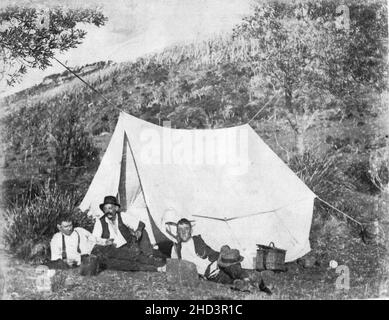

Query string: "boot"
[[258, 279, 272, 295], [80, 254, 99, 276]]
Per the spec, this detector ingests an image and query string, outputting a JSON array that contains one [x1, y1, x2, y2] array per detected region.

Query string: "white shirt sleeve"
[[75, 227, 96, 254], [50, 233, 62, 261]]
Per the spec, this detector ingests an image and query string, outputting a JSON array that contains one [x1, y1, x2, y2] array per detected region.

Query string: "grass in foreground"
[[2, 232, 387, 300]]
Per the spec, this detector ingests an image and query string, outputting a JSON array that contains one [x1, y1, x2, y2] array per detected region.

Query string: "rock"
[[284, 262, 299, 273], [232, 279, 251, 292], [259, 270, 276, 284], [297, 253, 317, 268], [64, 277, 76, 288], [166, 258, 200, 288]]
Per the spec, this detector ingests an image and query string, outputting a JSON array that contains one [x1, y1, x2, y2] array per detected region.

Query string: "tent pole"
[[123, 132, 153, 223]]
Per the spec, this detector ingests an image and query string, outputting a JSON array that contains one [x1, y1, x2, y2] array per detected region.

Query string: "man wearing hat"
[[89, 195, 165, 272], [92, 196, 154, 254], [170, 218, 271, 294]]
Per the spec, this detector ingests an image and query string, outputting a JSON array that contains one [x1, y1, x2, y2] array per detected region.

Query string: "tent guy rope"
[[247, 91, 282, 125], [193, 196, 365, 227], [316, 197, 364, 227], [53, 57, 122, 112]]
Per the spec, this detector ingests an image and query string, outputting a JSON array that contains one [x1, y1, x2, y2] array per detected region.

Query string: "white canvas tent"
[[79, 111, 316, 269]]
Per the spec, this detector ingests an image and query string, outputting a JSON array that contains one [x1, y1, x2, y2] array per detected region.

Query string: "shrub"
[[288, 149, 355, 208], [287, 149, 365, 242], [2, 177, 44, 207], [345, 158, 381, 194], [2, 95, 100, 204], [2, 184, 94, 263], [288, 148, 387, 251], [368, 146, 389, 194]]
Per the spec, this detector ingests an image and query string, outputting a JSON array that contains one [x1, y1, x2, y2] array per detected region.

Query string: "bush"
[[287, 149, 367, 242], [2, 95, 100, 205], [345, 158, 381, 194], [2, 177, 44, 207], [2, 184, 94, 263], [288, 148, 387, 252], [288, 149, 355, 208]]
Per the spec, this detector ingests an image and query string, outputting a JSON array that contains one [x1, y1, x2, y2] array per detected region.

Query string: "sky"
[[1, 0, 253, 97]]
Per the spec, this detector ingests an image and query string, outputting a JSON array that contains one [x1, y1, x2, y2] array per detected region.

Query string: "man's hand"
[[135, 230, 142, 241]]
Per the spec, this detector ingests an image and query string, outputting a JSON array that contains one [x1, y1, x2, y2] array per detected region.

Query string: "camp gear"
[[256, 242, 286, 271]]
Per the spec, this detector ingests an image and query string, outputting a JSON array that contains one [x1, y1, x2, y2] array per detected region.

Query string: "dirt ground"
[[1, 236, 388, 300]]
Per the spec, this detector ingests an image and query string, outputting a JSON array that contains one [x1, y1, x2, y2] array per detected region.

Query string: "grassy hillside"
[[0, 2, 388, 299], [1, 34, 387, 196]]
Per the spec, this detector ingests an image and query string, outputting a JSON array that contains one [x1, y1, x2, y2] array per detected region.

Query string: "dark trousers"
[[208, 263, 249, 285], [91, 243, 165, 272], [137, 229, 153, 256], [45, 259, 72, 270], [136, 229, 170, 259]]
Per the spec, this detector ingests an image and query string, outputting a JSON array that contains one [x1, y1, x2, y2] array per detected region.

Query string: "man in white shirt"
[[90, 196, 165, 272], [170, 218, 220, 279], [48, 216, 95, 269], [170, 218, 272, 294]]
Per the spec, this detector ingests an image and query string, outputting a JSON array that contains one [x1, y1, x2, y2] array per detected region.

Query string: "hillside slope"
[[0, 35, 387, 216]]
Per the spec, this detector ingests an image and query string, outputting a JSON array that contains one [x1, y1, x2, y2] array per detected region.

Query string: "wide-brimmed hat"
[[217, 245, 244, 267], [99, 196, 120, 212]]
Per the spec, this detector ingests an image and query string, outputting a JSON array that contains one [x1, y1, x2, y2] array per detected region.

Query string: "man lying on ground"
[[170, 218, 272, 294], [47, 216, 95, 269], [89, 196, 165, 272]]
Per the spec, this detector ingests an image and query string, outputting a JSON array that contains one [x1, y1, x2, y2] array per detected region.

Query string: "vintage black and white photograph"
[[0, 0, 388, 301]]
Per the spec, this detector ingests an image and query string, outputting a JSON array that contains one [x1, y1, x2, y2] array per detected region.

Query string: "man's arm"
[[50, 234, 62, 261], [194, 235, 219, 262], [75, 227, 96, 254]]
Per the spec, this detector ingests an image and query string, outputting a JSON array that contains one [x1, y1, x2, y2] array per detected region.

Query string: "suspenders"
[[61, 230, 81, 260]]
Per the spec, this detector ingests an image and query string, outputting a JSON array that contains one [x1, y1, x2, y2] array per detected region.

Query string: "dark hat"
[[217, 246, 244, 268], [99, 196, 120, 212]]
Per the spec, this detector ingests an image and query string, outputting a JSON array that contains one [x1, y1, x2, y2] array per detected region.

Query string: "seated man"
[[170, 218, 271, 294], [90, 196, 165, 272], [170, 218, 219, 278], [48, 216, 95, 269]]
